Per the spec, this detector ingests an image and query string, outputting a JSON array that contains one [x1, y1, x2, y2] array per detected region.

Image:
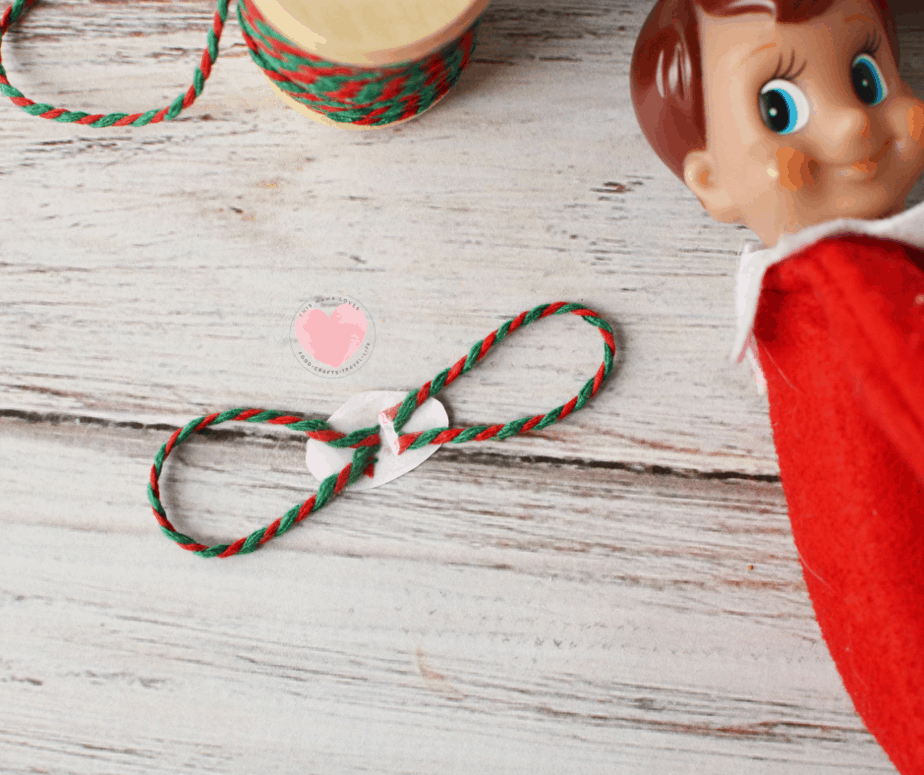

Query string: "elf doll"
[[632, 1, 924, 772]]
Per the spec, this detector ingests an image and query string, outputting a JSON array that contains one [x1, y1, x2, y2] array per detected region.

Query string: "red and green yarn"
[[148, 302, 617, 558], [388, 303, 614, 452], [237, 0, 480, 126], [0, 0, 228, 127], [0, 0, 480, 128], [148, 408, 380, 558]]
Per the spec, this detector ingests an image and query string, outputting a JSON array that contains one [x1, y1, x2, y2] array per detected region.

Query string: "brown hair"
[[630, 0, 898, 179]]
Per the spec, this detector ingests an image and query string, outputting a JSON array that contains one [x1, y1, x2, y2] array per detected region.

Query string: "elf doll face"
[[683, 0, 924, 247]]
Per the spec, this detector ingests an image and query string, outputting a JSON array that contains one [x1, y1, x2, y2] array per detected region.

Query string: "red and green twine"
[[0, 0, 480, 128], [0, 0, 228, 127], [148, 303, 617, 558], [238, 0, 480, 126]]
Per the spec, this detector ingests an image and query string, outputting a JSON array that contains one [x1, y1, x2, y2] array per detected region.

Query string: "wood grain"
[[0, 414, 896, 774], [0, 0, 786, 476], [2, 0, 921, 772]]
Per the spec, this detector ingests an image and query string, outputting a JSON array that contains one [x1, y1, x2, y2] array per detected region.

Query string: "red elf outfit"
[[733, 200, 924, 775]]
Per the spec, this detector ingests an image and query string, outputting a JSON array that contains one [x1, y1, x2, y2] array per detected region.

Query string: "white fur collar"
[[731, 198, 924, 368]]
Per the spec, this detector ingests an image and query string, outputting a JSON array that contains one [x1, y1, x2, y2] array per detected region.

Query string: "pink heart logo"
[[296, 304, 367, 367]]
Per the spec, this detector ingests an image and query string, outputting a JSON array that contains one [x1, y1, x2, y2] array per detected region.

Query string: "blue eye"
[[852, 54, 887, 105], [759, 79, 810, 134]]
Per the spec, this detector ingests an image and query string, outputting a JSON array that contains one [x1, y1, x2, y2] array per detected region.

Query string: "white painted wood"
[[0, 0, 788, 476], [0, 416, 897, 773], [1, 1, 921, 772]]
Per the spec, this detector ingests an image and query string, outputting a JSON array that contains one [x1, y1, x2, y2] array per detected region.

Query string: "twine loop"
[[148, 302, 617, 558], [0, 0, 229, 127]]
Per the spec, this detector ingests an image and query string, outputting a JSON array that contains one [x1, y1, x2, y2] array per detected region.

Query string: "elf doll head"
[[631, 0, 924, 246]]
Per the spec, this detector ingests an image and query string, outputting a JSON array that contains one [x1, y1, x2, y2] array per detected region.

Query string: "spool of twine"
[[0, 0, 489, 129], [244, 0, 488, 128]]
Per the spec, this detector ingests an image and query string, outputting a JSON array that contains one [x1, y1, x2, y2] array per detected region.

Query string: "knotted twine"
[[148, 303, 616, 558], [0, 0, 480, 127]]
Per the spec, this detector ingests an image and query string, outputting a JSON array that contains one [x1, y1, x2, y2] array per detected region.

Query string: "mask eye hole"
[[759, 79, 810, 135], [852, 54, 887, 106]]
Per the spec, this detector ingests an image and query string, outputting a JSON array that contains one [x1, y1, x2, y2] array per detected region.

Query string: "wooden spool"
[[250, 0, 491, 128]]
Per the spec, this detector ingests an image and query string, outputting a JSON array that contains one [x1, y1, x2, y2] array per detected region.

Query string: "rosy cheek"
[[776, 147, 820, 192], [908, 104, 924, 148]]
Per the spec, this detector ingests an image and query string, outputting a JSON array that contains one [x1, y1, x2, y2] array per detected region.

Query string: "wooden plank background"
[[1, 1, 922, 772]]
